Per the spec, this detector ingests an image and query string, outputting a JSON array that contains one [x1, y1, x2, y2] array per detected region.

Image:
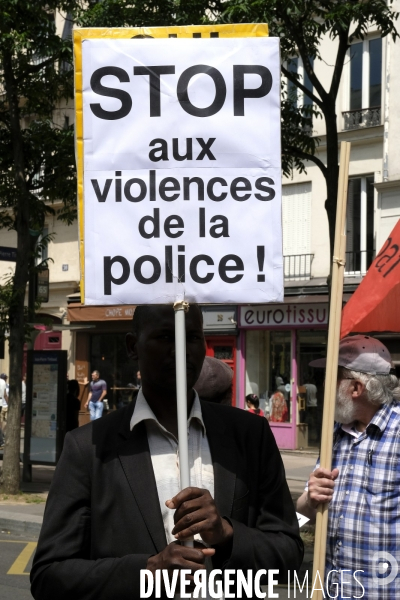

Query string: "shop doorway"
[[298, 331, 327, 448], [205, 336, 236, 405], [90, 333, 139, 410]]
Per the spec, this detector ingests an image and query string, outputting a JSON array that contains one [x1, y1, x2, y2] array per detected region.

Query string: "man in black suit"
[[31, 304, 302, 600]]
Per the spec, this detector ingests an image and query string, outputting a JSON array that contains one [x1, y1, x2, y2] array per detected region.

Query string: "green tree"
[[222, 0, 399, 257], [0, 2, 77, 493], [75, 0, 223, 28], [78, 0, 399, 257], [74, 0, 320, 177]]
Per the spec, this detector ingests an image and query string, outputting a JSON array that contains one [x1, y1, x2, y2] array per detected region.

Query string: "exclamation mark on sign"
[[257, 246, 265, 282]]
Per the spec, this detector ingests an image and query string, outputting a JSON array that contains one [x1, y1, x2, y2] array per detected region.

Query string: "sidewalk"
[[281, 449, 318, 497], [0, 449, 318, 536], [0, 463, 53, 535]]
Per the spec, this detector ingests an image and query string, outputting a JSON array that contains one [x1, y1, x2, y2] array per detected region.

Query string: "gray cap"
[[309, 335, 392, 375], [194, 356, 233, 399]]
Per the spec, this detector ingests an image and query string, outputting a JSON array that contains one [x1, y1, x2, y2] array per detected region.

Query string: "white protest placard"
[[77, 34, 282, 305]]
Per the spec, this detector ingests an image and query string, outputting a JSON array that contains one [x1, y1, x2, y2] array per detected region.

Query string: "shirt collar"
[[367, 399, 398, 433], [130, 388, 206, 435]]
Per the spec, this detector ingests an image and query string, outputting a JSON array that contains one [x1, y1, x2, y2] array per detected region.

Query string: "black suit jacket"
[[30, 400, 303, 600]]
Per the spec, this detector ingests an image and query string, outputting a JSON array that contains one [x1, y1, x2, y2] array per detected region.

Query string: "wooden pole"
[[311, 141, 351, 599]]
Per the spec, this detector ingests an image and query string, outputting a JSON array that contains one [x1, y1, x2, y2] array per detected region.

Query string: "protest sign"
[[74, 27, 282, 305]]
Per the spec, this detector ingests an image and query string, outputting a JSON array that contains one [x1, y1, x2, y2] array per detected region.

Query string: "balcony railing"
[[342, 107, 381, 131], [345, 249, 375, 276], [284, 254, 314, 281]]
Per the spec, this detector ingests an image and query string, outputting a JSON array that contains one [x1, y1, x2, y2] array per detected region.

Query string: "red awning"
[[341, 219, 400, 337], [68, 304, 136, 322]]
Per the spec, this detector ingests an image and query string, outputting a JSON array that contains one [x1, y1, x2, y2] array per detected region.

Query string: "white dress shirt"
[[130, 388, 214, 545]]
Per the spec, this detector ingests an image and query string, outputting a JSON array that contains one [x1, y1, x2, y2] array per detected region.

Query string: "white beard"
[[334, 380, 357, 424]]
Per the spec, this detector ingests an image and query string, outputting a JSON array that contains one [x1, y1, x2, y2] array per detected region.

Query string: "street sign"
[[0, 246, 17, 262]]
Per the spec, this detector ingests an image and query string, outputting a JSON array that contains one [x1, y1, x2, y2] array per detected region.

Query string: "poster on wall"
[[26, 351, 67, 464], [74, 25, 283, 306]]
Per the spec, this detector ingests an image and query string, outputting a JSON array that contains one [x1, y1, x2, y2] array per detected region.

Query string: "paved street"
[[0, 534, 37, 600], [0, 532, 311, 600], [0, 450, 318, 599]]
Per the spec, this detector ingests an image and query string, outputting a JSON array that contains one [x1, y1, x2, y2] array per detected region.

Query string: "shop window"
[[91, 333, 140, 409], [298, 331, 327, 447], [267, 332, 292, 423], [245, 330, 292, 422], [245, 330, 269, 414], [213, 346, 233, 360]]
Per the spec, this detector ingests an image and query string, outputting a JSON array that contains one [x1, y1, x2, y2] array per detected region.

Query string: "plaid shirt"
[[324, 400, 400, 599]]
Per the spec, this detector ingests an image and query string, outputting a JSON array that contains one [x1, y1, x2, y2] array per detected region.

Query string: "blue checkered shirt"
[[323, 400, 400, 599]]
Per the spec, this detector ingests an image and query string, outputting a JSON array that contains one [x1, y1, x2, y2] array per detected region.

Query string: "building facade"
[[240, 8, 400, 449], [1, 8, 400, 449]]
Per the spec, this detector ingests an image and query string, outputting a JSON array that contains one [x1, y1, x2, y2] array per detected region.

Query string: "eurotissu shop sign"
[[74, 26, 282, 305], [240, 304, 329, 328]]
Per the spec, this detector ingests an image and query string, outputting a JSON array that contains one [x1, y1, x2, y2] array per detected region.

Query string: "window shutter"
[[282, 183, 311, 255], [282, 183, 312, 279]]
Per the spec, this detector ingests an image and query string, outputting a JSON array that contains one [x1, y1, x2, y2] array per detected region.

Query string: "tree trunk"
[[324, 106, 340, 263], [0, 49, 31, 494]]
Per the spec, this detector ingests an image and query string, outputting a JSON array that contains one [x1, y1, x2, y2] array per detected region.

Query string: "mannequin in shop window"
[[268, 377, 289, 423]]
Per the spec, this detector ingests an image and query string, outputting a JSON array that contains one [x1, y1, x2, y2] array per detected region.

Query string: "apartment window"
[[346, 176, 374, 275], [36, 227, 49, 265], [287, 58, 299, 108], [350, 38, 382, 109], [344, 38, 382, 130], [303, 58, 314, 109], [286, 57, 314, 110], [61, 12, 73, 72]]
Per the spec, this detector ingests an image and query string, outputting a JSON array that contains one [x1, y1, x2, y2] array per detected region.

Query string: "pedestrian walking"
[[66, 379, 81, 431], [84, 370, 107, 420]]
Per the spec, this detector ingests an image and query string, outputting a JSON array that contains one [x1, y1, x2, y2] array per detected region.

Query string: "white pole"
[[174, 300, 193, 547]]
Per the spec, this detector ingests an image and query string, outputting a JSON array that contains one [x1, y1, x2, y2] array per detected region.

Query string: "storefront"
[[238, 302, 329, 450], [67, 304, 138, 421], [201, 305, 238, 404], [67, 302, 239, 410]]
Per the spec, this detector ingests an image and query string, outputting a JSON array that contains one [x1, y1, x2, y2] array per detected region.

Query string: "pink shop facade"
[[237, 302, 329, 450]]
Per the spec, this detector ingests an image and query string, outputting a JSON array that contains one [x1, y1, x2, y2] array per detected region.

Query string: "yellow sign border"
[[73, 24, 269, 302]]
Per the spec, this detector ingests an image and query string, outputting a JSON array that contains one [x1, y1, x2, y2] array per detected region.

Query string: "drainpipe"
[[383, 33, 390, 181]]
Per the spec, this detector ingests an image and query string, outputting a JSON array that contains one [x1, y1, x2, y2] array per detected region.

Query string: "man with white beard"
[[297, 335, 400, 600]]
